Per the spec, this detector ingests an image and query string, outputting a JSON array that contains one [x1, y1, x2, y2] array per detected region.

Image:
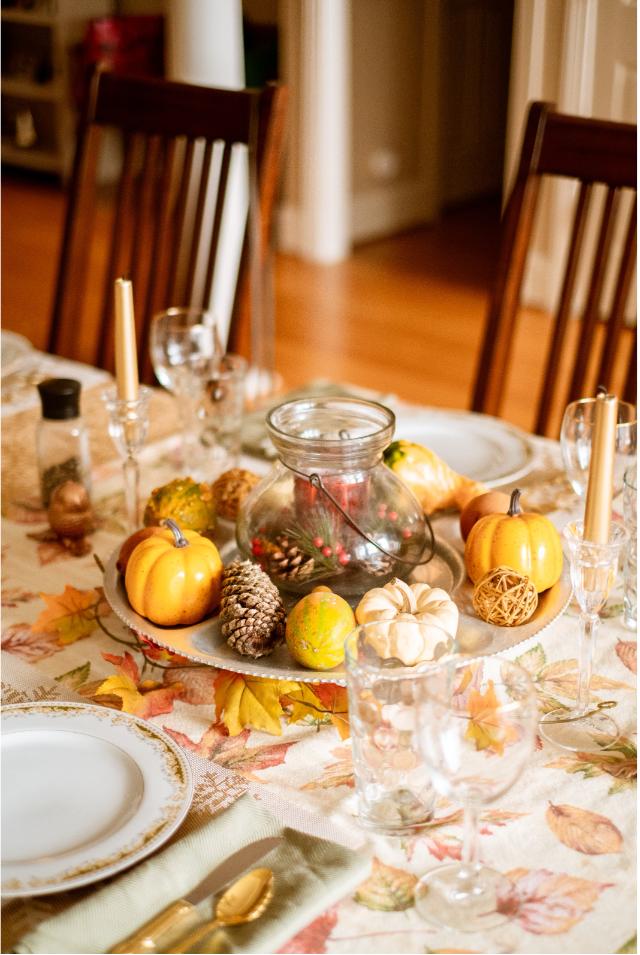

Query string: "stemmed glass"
[[560, 398, 636, 499], [539, 520, 628, 752], [414, 655, 537, 931], [149, 307, 224, 470]]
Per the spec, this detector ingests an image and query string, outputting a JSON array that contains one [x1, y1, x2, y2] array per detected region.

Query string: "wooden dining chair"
[[471, 101, 637, 436], [47, 68, 287, 383]]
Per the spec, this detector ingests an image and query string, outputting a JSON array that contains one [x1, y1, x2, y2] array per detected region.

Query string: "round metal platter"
[[103, 542, 571, 684]]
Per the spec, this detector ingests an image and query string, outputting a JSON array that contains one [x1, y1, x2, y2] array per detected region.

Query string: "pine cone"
[[221, 560, 286, 658], [361, 551, 395, 577], [211, 468, 261, 521], [268, 534, 315, 580]]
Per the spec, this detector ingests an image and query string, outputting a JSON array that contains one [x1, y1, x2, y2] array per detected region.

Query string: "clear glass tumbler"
[[623, 465, 637, 630], [344, 621, 456, 835]]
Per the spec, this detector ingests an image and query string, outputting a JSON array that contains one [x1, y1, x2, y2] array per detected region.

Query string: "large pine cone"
[[220, 560, 286, 658], [268, 534, 315, 580]]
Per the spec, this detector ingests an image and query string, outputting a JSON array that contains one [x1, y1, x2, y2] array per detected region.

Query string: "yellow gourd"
[[285, 586, 355, 670], [464, 489, 563, 593], [125, 519, 223, 626]]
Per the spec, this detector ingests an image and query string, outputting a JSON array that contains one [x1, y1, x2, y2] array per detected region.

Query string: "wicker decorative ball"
[[472, 565, 538, 627]]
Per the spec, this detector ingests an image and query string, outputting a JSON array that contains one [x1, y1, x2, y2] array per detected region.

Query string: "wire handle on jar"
[[286, 464, 436, 568]]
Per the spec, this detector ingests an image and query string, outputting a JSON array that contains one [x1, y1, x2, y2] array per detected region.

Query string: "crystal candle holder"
[[102, 386, 151, 532], [540, 519, 628, 753]]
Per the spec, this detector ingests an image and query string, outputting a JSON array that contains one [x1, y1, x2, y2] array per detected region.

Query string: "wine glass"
[[560, 398, 636, 498], [149, 307, 224, 469], [539, 519, 628, 752], [414, 655, 537, 931]]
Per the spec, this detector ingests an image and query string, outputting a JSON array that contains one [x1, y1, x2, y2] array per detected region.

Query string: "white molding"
[[298, 0, 351, 262]]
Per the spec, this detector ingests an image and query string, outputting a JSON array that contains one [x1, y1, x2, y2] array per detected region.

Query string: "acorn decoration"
[[29, 480, 96, 556], [220, 560, 286, 658], [48, 481, 94, 538], [211, 468, 261, 521]]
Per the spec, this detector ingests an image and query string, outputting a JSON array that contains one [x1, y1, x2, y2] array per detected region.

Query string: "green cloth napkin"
[[5, 794, 371, 955]]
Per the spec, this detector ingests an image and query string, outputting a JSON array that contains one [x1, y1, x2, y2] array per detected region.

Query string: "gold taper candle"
[[583, 391, 618, 543], [114, 278, 139, 402]]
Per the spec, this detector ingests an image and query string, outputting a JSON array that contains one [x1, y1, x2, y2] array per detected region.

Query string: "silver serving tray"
[[103, 542, 571, 684]]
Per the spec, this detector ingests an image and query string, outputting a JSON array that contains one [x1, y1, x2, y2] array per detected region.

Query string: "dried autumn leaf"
[[354, 857, 418, 911], [546, 803, 623, 855], [497, 867, 612, 934], [1, 623, 60, 661], [464, 680, 518, 755], [278, 906, 338, 954], [616, 640, 637, 674], [214, 672, 298, 736], [93, 650, 182, 718], [168, 724, 294, 780], [32, 585, 109, 645], [55, 661, 91, 690], [283, 682, 350, 738]]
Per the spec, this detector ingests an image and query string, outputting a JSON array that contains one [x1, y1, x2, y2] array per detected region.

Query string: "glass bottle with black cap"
[[36, 378, 92, 507]]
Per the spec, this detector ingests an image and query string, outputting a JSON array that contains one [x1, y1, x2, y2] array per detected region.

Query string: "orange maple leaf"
[[464, 680, 518, 755], [31, 585, 110, 645], [94, 651, 182, 718], [284, 682, 351, 739], [214, 671, 298, 736]]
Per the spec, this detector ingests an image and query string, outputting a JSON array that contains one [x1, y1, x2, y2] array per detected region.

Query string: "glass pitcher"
[[236, 396, 431, 598]]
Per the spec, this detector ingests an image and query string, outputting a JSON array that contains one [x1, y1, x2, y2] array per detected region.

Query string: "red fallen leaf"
[[137, 634, 192, 667], [102, 650, 140, 684], [167, 723, 295, 778], [278, 906, 338, 954], [616, 640, 637, 674], [94, 650, 182, 718], [1, 623, 61, 661]]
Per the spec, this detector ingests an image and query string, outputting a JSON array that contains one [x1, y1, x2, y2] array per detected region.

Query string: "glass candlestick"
[[102, 386, 151, 532], [540, 520, 628, 753]]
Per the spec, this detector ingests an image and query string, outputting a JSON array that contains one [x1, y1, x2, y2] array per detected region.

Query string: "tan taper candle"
[[114, 278, 139, 402], [583, 392, 618, 544]]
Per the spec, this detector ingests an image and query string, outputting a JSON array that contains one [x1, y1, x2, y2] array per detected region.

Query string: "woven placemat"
[[2, 385, 180, 506]]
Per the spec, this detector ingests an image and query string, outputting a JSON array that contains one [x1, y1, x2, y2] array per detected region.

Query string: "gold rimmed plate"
[[1, 702, 192, 897]]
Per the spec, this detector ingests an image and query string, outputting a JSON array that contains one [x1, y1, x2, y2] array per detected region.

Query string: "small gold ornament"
[[472, 565, 538, 627], [47, 481, 94, 539]]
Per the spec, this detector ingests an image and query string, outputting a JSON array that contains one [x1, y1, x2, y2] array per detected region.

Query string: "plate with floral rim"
[[1, 701, 192, 897]]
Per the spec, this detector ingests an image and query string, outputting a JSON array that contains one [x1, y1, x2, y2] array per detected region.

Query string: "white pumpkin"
[[355, 578, 458, 666]]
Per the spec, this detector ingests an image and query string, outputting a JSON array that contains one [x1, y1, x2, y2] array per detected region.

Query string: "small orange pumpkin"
[[125, 519, 223, 626], [464, 489, 563, 593]]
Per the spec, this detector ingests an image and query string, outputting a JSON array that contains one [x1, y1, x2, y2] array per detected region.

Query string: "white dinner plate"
[[1, 330, 34, 378], [103, 543, 571, 683], [393, 406, 535, 488], [1, 702, 193, 897]]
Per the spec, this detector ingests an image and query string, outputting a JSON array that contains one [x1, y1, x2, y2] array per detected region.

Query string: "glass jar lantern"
[[236, 397, 431, 598]]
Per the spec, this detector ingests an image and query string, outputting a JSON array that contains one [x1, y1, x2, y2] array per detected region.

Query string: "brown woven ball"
[[472, 565, 538, 627]]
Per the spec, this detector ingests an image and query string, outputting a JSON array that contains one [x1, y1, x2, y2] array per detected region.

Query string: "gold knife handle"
[[164, 918, 223, 954], [109, 900, 199, 954]]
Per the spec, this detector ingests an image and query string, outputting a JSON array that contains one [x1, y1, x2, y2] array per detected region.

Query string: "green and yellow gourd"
[[285, 586, 356, 670], [143, 477, 216, 535]]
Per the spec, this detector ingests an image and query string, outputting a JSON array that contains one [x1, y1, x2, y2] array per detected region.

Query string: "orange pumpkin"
[[464, 489, 563, 593], [125, 519, 223, 626], [459, 490, 511, 541]]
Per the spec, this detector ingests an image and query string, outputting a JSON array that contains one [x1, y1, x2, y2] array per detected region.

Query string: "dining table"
[[1, 338, 636, 955]]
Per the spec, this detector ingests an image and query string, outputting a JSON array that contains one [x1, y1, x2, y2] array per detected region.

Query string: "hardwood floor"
[[2, 170, 548, 431]]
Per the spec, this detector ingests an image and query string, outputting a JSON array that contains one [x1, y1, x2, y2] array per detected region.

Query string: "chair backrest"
[[48, 69, 287, 383], [471, 101, 636, 436]]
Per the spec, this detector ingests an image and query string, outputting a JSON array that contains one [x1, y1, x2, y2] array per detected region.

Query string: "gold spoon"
[[165, 867, 274, 954]]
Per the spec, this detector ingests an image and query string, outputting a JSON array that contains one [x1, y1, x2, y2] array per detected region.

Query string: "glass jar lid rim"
[[267, 395, 395, 443]]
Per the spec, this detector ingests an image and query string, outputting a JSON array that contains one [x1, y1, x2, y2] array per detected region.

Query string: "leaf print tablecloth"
[[1, 361, 636, 955]]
